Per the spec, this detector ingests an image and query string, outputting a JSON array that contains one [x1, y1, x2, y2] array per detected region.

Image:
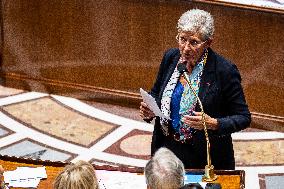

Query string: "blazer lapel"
[[158, 52, 180, 106]]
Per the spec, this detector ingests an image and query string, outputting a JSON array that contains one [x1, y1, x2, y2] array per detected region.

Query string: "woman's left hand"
[[182, 111, 218, 130]]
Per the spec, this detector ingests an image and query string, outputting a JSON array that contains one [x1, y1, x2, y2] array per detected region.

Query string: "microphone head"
[[177, 62, 188, 73]]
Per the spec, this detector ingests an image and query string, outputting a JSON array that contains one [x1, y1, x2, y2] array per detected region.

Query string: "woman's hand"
[[182, 111, 218, 130], [139, 102, 155, 120]]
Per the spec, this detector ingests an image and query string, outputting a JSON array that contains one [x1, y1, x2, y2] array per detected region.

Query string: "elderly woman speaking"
[[140, 9, 251, 170]]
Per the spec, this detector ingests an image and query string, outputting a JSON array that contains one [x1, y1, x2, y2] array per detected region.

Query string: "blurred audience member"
[[54, 160, 99, 189], [180, 183, 221, 189], [180, 183, 203, 189], [205, 183, 221, 189], [145, 147, 185, 189]]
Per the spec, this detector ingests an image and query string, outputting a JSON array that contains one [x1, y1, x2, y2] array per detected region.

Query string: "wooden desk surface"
[[0, 155, 245, 189]]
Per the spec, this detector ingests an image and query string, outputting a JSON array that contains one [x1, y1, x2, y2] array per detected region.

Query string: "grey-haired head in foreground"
[[145, 147, 185, 189]]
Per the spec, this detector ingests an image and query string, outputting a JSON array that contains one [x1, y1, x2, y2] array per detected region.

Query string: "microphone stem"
[[183, 73, 211, 166], [179, 51, 217, 181]]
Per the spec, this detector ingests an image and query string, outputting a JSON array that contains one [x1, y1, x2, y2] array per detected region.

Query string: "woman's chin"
[[183, 55, 195, 62]]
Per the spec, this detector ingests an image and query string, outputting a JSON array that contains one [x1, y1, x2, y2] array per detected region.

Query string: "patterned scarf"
[[160, 50, 208, 139]]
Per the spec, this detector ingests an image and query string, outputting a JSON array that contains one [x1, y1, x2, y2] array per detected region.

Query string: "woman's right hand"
[[139, 102, 155, 120]]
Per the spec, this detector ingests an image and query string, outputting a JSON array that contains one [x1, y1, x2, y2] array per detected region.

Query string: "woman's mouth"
[[183, 53, 193, 60]]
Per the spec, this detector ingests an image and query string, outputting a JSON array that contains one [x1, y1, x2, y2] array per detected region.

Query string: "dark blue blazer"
[[149, 48, 251, 169]]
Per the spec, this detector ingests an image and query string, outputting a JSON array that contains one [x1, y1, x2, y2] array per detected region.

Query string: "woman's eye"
[[191, 41, 198, 45]]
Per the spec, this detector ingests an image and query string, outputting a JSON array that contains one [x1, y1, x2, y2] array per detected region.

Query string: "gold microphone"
[[177, 62, 217, 182]]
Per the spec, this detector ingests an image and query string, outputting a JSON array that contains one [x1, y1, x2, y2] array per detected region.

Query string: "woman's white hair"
[[177, 9, 214, 40], [144, 147, 185, 189]]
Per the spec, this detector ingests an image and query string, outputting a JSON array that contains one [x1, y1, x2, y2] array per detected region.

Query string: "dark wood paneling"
[[0, 0, 283, 130]]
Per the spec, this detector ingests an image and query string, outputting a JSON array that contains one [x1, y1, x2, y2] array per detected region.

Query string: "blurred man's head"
[[180, 183, 203, 189], [145, 147, 185, 189]]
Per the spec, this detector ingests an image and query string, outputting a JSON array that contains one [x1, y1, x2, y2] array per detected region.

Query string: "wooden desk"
[[185, 170, 245, 189], [0, 155, 245, 189]]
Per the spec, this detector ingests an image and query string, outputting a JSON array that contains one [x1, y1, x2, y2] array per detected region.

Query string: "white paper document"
[[140, 88, 170, 119], [3, 166, 47, 188], [96, 170, 147, 189]]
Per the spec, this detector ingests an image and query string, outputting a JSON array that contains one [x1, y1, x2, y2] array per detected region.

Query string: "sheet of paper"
[[140, 88, 170, 119], [17, 166, 47, 178], [3, 166, 47, 188], [96, 170, 147, 189], [8, 178, 41, 188]]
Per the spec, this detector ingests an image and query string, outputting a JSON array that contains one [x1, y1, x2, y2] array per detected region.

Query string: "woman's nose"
[[184, 43, 193, 51]]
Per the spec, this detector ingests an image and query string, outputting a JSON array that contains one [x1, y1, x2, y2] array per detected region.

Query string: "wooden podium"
[[0, 155, 245, 189]]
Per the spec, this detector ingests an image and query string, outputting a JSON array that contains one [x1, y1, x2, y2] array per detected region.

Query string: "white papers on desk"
[[140, 88, 170, 119], [3, 166, 47, 188], [96, 170, 147, 189]]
